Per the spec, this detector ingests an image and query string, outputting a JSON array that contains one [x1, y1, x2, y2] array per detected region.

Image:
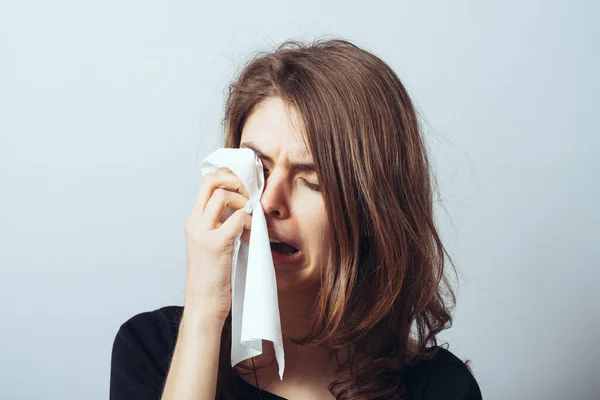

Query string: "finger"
[[197, 169, 249, 212], [203, 188, 250, 229], [187, 168, 250, 229], [219, 208, 252, 242], [214, 167, 250, 197]]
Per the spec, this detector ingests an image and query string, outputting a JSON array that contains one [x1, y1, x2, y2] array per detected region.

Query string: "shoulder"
[[113, 305, 184, 348], [402, 346, 483, 400], [109, 305, 184, 399]]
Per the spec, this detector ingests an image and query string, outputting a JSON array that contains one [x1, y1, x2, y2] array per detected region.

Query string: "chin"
[[274, 266, 320, 295]]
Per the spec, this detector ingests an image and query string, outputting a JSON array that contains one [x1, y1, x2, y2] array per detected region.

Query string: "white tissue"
[[198, 147, 285, 380]]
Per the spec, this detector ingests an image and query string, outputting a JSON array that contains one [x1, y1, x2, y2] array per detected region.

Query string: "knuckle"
[[197, 175, 213, 195], [214, 187, 227, 202], [235, 208, 248, 222], [203, 172, 216, 186], [236, 183, 248, 197]]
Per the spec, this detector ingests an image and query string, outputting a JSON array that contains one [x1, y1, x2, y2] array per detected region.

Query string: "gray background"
[[1, 1, 598, 399]]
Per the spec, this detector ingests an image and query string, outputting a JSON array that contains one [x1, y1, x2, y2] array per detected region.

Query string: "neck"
[[277, 286, 319, 340], [243, 286, 334, 373]]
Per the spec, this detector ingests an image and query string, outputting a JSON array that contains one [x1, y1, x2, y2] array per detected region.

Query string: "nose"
[[260, 172, 288, 219]]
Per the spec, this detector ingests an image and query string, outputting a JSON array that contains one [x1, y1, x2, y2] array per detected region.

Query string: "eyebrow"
[[241, 141, 316, 174]]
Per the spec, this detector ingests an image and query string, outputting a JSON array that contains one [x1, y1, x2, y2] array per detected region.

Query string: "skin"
[[240, 96, 329, 296], [237, 97, 337, 398], [162, 97, 336, 400]]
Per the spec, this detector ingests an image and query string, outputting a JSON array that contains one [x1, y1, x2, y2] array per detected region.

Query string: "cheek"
[[297, 203, 329, 257], [295, 195, 327, 222]]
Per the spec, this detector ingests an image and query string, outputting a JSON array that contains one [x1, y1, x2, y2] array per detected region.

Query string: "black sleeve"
[[420, 348, 483, 400], [109, 306, 184, 400]]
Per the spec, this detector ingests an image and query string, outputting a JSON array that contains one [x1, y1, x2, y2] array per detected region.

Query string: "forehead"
[[240, 97, 311, 160]]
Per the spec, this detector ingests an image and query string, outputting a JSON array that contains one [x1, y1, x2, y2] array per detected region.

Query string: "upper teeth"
[[269, 237, 282, 243]]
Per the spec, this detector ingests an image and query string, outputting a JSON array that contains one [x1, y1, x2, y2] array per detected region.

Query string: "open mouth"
[[269, 241, 302, 264], [270, 241, 299, 255]]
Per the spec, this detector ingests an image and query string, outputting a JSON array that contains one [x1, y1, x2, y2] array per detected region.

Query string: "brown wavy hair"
[[216, 38, 457, 400]]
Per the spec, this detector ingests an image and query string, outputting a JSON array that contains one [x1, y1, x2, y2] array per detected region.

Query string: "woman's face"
[[240, 96, 329, 294]]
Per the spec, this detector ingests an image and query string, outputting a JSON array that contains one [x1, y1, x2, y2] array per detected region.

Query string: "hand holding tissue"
[[198, 147, 285, 380]]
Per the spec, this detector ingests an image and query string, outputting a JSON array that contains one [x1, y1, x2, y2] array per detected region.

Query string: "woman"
[[110, 39, 483, 400]]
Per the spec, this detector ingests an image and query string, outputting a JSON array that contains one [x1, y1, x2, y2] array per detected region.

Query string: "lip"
[[267, 228, 304, 267], [267, 229, 301, 252], [270, 247, 304, 266]]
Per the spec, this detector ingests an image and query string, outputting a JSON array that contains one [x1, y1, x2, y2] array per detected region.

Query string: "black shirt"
[[110, 306, 483, 400]]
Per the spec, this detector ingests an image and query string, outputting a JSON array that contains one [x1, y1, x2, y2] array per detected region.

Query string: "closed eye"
[[301, 179, 321, 192], [263, 169, 321, 192]]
